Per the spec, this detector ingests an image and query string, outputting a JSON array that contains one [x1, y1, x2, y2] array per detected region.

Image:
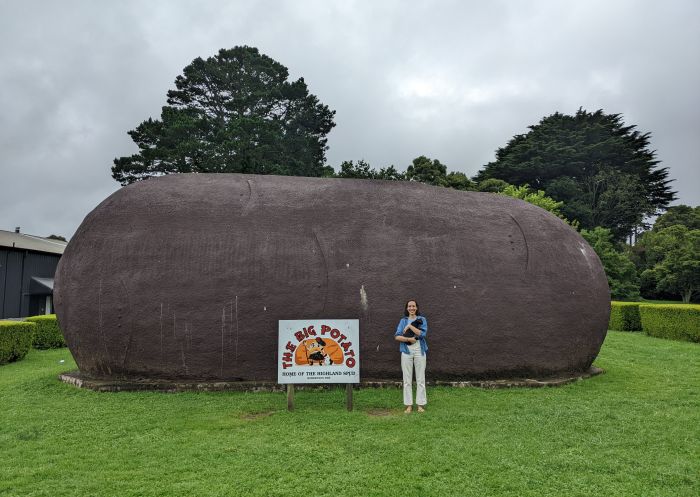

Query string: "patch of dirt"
[[366, 408, 394, 417], [240, 410, 276, 420]]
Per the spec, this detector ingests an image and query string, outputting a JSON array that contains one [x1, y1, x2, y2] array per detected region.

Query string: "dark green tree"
[[445, 171, 476, 191], [630, 205, 700, 301], [476, 178, 510, 192], [338, 157, 478, 187], [336, 160, 405, 180], [640, 225, 700, 303], [377, 165, 406, 181], [475, 109, 676, 240], [653, 205, 700, 231], [337, 159, 375, 179], [405, 156, 448, 186], [580, 227, 640, 300], [112, 46, 336, 185]]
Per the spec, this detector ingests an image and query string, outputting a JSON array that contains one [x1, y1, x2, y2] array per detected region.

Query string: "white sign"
[[278, 319, 360, 384]]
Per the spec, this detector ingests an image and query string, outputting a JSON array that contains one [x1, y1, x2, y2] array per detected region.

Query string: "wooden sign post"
[[287, 384, 295, 411]]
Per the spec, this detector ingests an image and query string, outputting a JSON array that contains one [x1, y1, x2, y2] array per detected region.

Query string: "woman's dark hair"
[[404, 299, 421, 316]]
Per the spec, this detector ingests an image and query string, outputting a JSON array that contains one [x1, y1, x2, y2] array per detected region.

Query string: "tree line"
[[111, 46, 698, 303]]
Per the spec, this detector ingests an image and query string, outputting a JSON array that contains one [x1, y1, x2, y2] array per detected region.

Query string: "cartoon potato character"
[[321, 339, 343, 365], [295, 338, 344, 365], [305, 338, 326, 366]]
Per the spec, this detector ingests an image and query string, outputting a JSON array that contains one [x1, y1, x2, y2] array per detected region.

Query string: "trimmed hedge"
[[25, 314, 66, 349], [609, 302, 642, 331], [639, 304, 700, 343], [0, 321, 35, 365]]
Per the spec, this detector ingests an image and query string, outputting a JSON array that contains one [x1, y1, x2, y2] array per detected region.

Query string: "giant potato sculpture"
[[55, 174, 609, 381]]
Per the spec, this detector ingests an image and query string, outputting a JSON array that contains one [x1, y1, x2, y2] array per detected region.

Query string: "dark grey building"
[[0, 228, 67, 319]]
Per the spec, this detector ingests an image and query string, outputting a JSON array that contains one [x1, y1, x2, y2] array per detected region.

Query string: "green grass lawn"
[[1, 332, 698, 497]]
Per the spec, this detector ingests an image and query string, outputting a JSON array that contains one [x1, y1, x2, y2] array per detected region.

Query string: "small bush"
[[0, 321, 35, 365], [609, 302, 642, 331], [25, 314, 66, 349], [639, 304, 700, 343]]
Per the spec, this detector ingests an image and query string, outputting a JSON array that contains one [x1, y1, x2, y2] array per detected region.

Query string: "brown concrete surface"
[[54, 174, 610, 381]]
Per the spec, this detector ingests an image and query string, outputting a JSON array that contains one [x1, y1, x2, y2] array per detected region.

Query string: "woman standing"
[[394, 299, 428, 413]]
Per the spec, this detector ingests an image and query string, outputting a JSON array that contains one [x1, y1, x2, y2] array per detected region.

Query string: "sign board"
[[278, 319, 360, 384]]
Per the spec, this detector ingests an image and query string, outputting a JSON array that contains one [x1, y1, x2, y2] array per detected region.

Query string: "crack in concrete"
[[509, 213, 530, 271]]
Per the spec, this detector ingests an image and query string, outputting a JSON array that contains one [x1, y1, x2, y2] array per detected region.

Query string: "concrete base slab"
[[59, 367, 604, 392]]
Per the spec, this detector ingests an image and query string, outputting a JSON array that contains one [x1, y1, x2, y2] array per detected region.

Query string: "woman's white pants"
[[401, 349, 427, 406]]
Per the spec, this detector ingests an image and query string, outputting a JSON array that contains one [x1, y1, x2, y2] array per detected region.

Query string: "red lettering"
[[285, 341, 296, 352], [339, 333, 347, 342], [321, 325, 331, 335], [305, 325, 317, 336], [341, 341, 351, 352], [282, 352, 293, 362], [282, 362, 293, 369], [345, 349, 355, 357], [345, 357, 356, 368], [330, 328, 340, 339], [294, 331, 304, 342]]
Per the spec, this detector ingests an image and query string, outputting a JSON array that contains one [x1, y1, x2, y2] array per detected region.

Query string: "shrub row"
[[639, 304, 700, 343], [25, 314, 66, 349], [0, 321, 35, 365], [0, 314, 66, 366], [609, 302, 642, 331], [609, 301, 700, 343]]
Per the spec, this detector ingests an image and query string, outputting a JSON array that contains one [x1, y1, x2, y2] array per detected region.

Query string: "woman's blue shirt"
[[394, 316, 428, 355]]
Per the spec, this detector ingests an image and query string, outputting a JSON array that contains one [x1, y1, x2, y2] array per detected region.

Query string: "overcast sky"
[[1, 0, 698, 239]]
